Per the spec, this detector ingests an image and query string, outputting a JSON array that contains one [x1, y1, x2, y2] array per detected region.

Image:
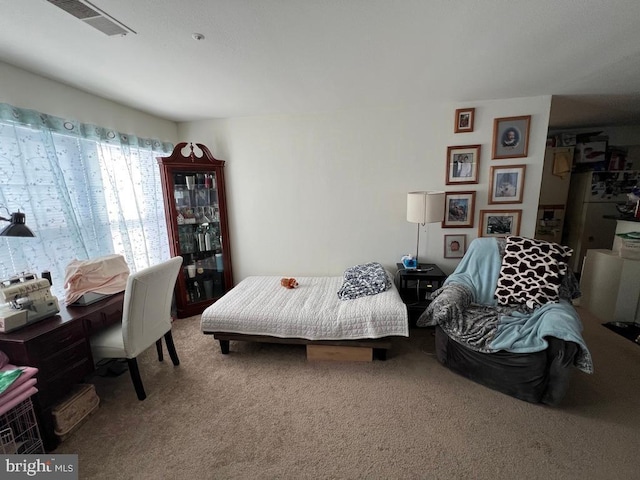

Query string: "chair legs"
[[126, 358, 147, 401], [164, 331, 180, 366], [156, 339, 164, 361], [126, 332, 179, 401]]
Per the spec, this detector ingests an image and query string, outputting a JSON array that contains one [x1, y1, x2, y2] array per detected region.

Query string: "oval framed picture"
[[491, 116, 531, 159]]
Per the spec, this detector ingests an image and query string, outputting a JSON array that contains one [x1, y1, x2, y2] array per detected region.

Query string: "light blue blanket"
[[442, 237, 502, 305], [419, 237, 593, 374]]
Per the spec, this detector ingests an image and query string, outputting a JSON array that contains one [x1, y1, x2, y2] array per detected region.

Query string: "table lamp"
[[406, 191, 445, 268]]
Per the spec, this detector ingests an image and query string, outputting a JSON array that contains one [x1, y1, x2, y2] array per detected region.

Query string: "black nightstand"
[[395, 263, 447, 326]]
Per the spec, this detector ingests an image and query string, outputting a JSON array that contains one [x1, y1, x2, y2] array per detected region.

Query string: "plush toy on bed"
[[280, 277, 299, 289]]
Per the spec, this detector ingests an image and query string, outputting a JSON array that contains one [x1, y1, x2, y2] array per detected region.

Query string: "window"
[[0, 104, 172, 301]]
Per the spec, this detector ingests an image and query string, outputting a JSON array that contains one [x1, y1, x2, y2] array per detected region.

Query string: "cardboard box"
[[306, 345, 372, 362]]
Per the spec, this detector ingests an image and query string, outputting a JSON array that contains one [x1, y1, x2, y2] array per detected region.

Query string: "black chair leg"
[[156, 339, 164, 362], [164, 331, 180, 366], [126, 358, 146, 401]]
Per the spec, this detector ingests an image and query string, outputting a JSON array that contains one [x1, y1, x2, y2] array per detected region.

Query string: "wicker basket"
[[51, 384, 99, 442]]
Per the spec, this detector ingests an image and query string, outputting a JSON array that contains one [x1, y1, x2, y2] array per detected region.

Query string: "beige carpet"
[[54, 307, 640, 479]]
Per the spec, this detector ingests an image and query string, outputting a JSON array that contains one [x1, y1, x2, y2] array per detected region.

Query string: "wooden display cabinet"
[[157, 143, 233, 318]]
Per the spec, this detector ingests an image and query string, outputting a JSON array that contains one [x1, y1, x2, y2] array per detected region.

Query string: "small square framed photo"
[[479, 210, 522, 237], [488, 164, 526, 204], [454, 108, 475, 133], [444, 234, 466, 259], [443, 191, 476, 228], [446, 145, 480, 185], [492, 115, 531, 159]]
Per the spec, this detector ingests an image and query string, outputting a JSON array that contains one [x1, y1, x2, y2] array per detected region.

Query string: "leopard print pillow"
[[495, 236, 573, 309]]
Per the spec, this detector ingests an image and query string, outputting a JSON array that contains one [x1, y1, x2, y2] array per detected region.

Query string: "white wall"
[[179, 95, 552, 281], [0, 61, 178, 141], [0, 61, 552, 282]]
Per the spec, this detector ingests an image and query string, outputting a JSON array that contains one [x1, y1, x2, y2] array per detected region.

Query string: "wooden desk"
[[0, 292, 124, 451]]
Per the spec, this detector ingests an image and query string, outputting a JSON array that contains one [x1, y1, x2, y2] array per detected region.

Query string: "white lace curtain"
[[0, 103, 173, 300]]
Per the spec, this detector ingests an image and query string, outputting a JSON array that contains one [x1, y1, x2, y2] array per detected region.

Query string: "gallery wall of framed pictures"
[[447, 108, 532, 244]]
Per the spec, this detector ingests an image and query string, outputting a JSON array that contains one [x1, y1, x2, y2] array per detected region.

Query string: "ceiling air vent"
[[46, 0, 136, 36]]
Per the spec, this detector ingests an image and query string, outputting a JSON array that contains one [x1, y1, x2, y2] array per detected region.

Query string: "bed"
[[200, 271, 409, 360]]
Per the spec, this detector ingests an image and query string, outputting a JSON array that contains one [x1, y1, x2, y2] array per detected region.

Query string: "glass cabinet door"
[[157, 142, 233, 318], [173, 171, 225, 304]]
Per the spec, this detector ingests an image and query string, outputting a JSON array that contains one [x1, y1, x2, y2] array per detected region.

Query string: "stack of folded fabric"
[[0, 350, 39, 417]]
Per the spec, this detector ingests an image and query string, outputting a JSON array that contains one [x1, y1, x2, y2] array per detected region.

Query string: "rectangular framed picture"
[[479, 209, 522, 237], [443, 191, 476, 228], [488, 164, 526, 204], [446, 144, 481, 185], [454, 108, 475, 133], [444, 234, 466, 258], [491, 115, 531, 159]]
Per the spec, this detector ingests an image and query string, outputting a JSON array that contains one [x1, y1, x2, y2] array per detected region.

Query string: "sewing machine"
[[0, 273, 60, 333]]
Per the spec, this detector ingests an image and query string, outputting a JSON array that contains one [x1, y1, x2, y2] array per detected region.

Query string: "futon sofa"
[[417, 236, 593, 405]]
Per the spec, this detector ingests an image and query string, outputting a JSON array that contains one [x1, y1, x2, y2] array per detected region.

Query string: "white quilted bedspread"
[[200, 275, 409, 340]]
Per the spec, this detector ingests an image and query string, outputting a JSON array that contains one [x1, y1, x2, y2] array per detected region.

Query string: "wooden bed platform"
[[206, 332, 395, 361], [200, 275, 409, 362]]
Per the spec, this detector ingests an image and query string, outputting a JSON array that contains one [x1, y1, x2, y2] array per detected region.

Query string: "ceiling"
[[2, 0, 640, 127]]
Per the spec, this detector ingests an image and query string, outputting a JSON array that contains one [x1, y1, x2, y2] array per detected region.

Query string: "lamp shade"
[[0, 211, 36, 237], [406, 191, 445, 224]]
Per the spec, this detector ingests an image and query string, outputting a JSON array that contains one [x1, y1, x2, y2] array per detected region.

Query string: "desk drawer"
[[29, 320, 94, 406], [37, 337, 91, 377], [38, 356, 94, 407], [84, 303, 123, 336], [31, 321, 86, 360]]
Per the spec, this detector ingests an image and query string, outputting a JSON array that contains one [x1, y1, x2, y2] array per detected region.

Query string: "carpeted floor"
[[54, 307, 640, 479]]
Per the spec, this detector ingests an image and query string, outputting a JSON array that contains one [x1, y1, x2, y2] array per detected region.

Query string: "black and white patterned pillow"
[[337, 262, 391, 300], [494, 236, 573, 309]]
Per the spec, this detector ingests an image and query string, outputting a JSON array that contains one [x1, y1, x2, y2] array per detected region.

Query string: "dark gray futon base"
[[434, 325, 579, 405]]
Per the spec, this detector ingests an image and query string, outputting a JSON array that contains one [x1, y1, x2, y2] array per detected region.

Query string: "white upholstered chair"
[[90, 256, 183, 400]]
